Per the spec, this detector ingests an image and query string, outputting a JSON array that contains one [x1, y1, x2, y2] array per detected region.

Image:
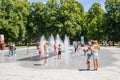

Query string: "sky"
[[29, 0, 106, 12]]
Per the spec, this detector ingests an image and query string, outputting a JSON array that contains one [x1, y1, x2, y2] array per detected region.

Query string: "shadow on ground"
[[78, 69, 94, 72], [17, 53, 57, 61]]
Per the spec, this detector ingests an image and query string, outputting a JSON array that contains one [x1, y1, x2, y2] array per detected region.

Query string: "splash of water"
[[40, 35, 46, 55], [39, 34, 70, 56], [55, 34, 64, 51], [48, 34, 55, 53], [48, 34, 55, 47], [64, 35, 70, 52]]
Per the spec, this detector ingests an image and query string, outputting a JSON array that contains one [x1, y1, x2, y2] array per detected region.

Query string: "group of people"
[[7, 40, 100, 70], [37, 41, 62, 65], [73, 40, 100, 71], [85, 40, 100, 71], [37, 40, 100, 69]]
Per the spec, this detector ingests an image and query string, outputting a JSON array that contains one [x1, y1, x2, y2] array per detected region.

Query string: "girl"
[[38, 48, 42, 60], [86, 46, 92, 70]]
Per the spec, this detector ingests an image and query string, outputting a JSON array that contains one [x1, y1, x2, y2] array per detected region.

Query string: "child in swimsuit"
[[38, 48, 42, 60], [58, 44, 62, 59], [86, 46, 92, 70]]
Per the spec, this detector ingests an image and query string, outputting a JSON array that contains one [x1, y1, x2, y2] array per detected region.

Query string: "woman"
[[92, 40, 100, 71], [43, 41, 49, 65]]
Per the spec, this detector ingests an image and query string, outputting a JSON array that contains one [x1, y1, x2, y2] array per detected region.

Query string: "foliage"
[[105, 0, 120, 42], [87, 2, 105, 40], [0, 0, 120, 42], [0, 0, 30, 42]]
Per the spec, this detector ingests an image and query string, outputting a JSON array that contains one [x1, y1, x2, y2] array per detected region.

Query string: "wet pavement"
[[0, 46, 120, 80], [0, 46, 119, 69]]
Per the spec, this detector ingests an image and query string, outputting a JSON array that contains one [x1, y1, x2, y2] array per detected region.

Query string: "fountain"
[[55, 34, 64, 51], [63, 35, 70, 64], [40, 35, 46, 56], [64, 35, 70, 52], [39, 34, 70, 57], [48, 34, 55, 53]]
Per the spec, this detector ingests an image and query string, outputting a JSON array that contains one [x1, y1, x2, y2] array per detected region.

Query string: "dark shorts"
[[58, 51, 61, 55]]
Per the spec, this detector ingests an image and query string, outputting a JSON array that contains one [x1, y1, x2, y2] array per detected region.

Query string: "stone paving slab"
[[0, 46, 120, 80]]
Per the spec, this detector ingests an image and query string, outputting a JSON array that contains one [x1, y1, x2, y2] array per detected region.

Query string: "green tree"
[[26, 2, 45, 41], [45, 0, 60, 38], [87, 2, 104, 40], [105, 0, 120, 42], [0, 0, 30, 42], [59, 0, 84, 40]]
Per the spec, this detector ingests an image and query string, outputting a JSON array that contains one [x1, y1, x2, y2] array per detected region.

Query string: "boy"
[[58, 44, 62, 59]]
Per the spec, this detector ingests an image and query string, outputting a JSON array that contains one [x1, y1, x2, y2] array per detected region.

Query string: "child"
[[8, 42, 13, 56], [54, 44, 57, 54], [58, 44, 62, 59], [38, 48, 42, 60], [86, 46, 92, 70]]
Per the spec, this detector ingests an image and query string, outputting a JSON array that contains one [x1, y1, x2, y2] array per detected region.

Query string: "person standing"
[[86, 46, 92, 70], [92, 40, 100, 71], [8, 42, 14, 56], [73, 40, 78, 53], [43, 41, 49, 65], [54, 44, 57, 54], [58, 44, 62, 59], [13, 43, 16, 55]]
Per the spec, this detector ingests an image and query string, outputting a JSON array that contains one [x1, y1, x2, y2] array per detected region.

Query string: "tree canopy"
[[0, 0, 120, 43]]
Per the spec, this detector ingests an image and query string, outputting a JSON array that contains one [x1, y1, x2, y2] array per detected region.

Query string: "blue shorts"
[[87, 53, 92, 58]]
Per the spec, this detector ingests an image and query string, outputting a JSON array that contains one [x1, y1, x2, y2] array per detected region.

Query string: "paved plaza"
[[0, 46, 120, 80]]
